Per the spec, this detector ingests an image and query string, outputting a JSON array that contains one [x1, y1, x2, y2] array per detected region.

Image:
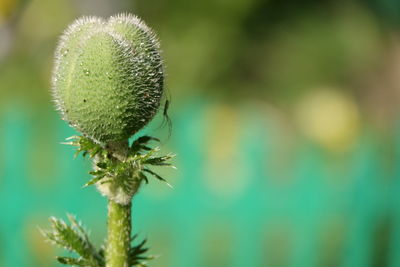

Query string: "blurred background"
[[1, 0, 400, 266]]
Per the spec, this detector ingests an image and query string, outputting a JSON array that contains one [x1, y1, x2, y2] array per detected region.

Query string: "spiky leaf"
[[42, 215, 104, 267]]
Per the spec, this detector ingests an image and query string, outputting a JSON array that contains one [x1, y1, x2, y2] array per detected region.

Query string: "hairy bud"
[[52, 14, 164, 144]]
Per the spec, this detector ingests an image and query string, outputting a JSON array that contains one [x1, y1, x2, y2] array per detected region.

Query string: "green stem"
[[106, 200, 132, 267]]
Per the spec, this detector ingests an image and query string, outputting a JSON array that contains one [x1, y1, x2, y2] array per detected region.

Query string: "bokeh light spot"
[[295, 88, 360, 152]]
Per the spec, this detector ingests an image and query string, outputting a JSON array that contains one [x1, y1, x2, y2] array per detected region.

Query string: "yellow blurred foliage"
[[295, 88, 360, 152], [25, 218, 55, 267], [204, 103, 250, 199], [0, 0, 17, 22]]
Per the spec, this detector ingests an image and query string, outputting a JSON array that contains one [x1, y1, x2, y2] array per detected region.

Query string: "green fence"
[[0, 99, 399, 267]]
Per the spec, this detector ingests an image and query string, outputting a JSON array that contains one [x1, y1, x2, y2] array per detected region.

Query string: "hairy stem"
[[106, 200, 132, 267]]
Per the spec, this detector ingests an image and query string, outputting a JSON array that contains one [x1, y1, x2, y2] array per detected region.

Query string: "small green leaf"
[[64, 136, 105, 159], [133, 136, 159, 146], [42, 215, 104, 267], [143, 169, 167, 182], [143, 169, 173, 188], [139, 172, 149, 184], [83, 176, 105, 187], [130, 136, 160, 154], [56, 256, 87, 266], [96, 162, 107, 169], [143, 168, 166, 182], [144, 155, 174, 165], [128, 235, 155, 266]]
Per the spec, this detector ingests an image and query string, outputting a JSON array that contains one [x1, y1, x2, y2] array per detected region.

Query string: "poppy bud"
[[52, 14, 164, 144]]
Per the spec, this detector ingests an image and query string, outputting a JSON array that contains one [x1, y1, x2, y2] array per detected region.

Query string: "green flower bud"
[[52, 14, 164, 144]]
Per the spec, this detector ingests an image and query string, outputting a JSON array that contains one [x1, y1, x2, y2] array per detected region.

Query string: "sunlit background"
[[1, 0, 400, 266]]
